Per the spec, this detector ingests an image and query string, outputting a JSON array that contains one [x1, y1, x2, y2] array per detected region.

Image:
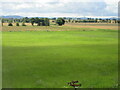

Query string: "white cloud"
[[105, 4, 118, 14], [15, 3, 32, 10], [104, 0, 119, 16], [1, 0, 119, 17], [0, 0, 106, 2], [104, 0, 119, 4]]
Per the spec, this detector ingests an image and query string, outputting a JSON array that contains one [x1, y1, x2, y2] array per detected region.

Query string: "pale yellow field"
[[65, 23, 118, 30]]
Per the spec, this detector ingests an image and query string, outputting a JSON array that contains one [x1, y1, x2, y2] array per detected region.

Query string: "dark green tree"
[[16, 22, 19, 26], [56, 18, 65, 26], [8, 23, 13, 26], [41, 18, 45, 26], [30, 18, 35, 26], [41, 18, 50, 26], [68, 19, 71, 23], [22, 17, 30, 23], [44, 18, 50, 26], [35, 17, 41, 26]]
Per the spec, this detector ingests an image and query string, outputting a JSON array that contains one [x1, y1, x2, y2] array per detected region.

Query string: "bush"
[[8, 23, 13, 26], [22, 23, 26, 26], [16, 22, 19, 26]]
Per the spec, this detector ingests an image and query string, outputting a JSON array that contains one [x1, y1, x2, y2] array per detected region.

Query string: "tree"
[[34, 18, 50, 26], [41, 18, 45, 26], [68, 19, 71, 23], [2, 19, 4, 26], [22, 22, 26, 26], [16, 22, 19, 26], [8, 23, 13, 26], [35, 17, 41, 26], [22, 17, 30, 23], [95, 18, 98, 22], [30, 18, 35, 26], [44, 18, 50, 26], [56, 18, 65, 26]]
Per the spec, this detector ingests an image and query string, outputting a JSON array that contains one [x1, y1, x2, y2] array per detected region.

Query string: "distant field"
[[2, 23, 118, 31], [2, 25, 118, 88], [65, 23, 118, 30]]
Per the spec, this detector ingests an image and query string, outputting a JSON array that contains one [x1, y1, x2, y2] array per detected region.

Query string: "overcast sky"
[[0, 0, 119, 18]]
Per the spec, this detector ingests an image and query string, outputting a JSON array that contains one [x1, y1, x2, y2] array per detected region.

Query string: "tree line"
[[65, 18, 119, 23], [2, 17, 119, 26], [1, 17, 65, 26]]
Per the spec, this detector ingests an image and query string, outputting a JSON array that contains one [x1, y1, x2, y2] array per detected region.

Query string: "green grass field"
[[2, 26, 118, 88]]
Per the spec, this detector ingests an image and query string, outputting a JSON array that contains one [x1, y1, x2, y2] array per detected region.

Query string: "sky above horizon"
[[0, 0, 119, 18]]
